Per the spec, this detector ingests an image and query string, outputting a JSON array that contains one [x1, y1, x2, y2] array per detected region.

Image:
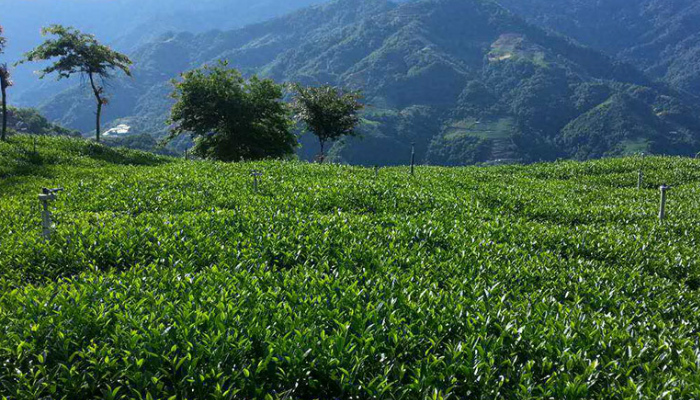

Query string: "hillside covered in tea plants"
[[1, 135, 700, 398]]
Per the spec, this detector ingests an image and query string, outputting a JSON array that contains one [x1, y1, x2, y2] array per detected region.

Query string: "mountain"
[[1, 0, 327, 104], [496, 0, 700, 96], [33, 0, 700, 164]]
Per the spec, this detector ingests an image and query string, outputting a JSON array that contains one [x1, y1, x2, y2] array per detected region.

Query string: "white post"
[[41, 201, 52, 240], [38, 188, 61, 240]]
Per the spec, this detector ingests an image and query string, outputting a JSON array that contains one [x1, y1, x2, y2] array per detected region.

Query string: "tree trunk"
[[88, 73, 102, 142], [96, 101, 102, 143], [1, 85, 6, 141], [319, 139, 325, 163]]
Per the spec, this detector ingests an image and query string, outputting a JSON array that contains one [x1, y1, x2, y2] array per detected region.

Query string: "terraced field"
[[1, 135, 700, 399]]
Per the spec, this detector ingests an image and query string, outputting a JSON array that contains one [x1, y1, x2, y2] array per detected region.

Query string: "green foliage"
[[36, 0, 700, 165], [168, 61, 296, 162], [0, 25, 5, 55], [19, 25, 132, 142], [0, 65, 11, 93], [20, 25, 131, 80], [102, 133, 179, 157], [496, 0, 700, 94], [0, 107, 79, 137], [2, 136, 700, 398], [291, 84, 364, 160]]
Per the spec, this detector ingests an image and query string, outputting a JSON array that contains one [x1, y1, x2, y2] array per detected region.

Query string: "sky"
[[1, 0, 326, 104]]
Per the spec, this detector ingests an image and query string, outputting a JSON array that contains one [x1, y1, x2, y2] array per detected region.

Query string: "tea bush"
[[1, 135, 700, 399]]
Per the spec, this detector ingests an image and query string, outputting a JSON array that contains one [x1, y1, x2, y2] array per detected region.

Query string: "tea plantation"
[[1, 135, 700, 399]]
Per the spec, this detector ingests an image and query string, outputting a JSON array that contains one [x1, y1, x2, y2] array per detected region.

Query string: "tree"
[[0, 25, 11, 141], [19, 25, 131, 142], [291, 84, 364, 162], [168, 61, 296, 161], [0, 64, 11, 141]]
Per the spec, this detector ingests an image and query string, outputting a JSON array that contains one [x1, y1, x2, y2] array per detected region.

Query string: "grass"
[[1, 135, 700, 399]]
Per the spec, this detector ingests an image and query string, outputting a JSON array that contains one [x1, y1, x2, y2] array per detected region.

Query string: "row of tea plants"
[[1, 135, 700, 399]]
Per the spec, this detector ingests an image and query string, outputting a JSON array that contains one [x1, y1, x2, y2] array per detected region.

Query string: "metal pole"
[[374, 165, 379, 178], [637, 153, 645, 190], [251, 171, 261, 192], [410, 142, 415, 176], [184, 149, 188, 161], [41, 201, 51, 240], [659, 185, 669, 222]]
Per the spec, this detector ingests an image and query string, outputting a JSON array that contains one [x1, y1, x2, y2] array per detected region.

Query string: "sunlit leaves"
[[1, 136, 700, 398]]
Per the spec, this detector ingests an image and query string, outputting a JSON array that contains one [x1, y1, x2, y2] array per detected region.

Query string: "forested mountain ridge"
[[496, 0, 700, 96], [2, 0, 327, 104], [33, 0, 700, 164]]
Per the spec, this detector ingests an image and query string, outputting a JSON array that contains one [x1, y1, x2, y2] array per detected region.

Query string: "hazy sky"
[[2, 0, 327, 103]]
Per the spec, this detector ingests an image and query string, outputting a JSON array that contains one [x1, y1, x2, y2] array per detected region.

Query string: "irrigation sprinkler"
[[251, 170, 262, 192], [410, 142, 416, 176], [374, 165, 379, 178], [38, 187, 63, 240], [658, 184, 669, 222]]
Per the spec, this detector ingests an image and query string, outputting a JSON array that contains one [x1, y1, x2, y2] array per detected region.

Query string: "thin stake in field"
[[637, 153, 645, 190], [374, 165, 379, 178], [410, 141, 415, 176], [659, 184, 669, 222], [38, 187, 62, 240], [251, 170, 262, 192]]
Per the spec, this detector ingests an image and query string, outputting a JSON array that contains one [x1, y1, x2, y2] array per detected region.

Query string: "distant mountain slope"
[[1, 0, 327, 104], [38, 0, 700, 165], [496, 0, 700, 96]]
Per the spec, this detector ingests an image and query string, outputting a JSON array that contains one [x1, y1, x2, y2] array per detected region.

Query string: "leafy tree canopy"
[[168, 60, 296, 162], [0, 25, 6, 54], [291, 84, 364, 159], [18, 25, 132, 142], [19, 25, 131, 80]]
